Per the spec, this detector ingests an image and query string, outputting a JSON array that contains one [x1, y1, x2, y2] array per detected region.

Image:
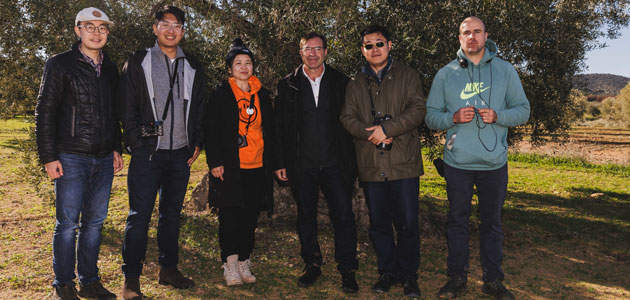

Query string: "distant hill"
[[572, 73, 630, 96]]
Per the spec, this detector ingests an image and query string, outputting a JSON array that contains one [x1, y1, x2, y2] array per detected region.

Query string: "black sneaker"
[[78, 281, 116, 299], [54, 283, 80, 300], [372, 273, 397, 293], [297, 264, 321, 287], [341, 271, 359, 294], [402, 278, 421, 298], [482, 280, 515, 300], [438, 276, 467, 298]]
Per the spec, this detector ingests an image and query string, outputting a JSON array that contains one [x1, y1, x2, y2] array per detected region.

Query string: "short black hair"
[[154, 5, 185, 26], [300, 32, 327, 49], [361, 25, 391, 43]]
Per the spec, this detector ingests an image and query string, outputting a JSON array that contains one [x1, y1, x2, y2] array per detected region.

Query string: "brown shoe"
[[159, 266, 195, 289], [78, 281, 116, 299], [121, 277, 143, 300], [54, 283, 79, 300]]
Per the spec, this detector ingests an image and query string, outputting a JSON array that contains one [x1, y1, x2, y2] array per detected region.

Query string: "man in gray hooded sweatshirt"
[[117, 5, 207, 299]]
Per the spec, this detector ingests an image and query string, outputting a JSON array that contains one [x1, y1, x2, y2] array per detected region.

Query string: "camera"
[[140, 121, 164, 137], [237, 134, 248, 148], [372, 114, 393, 151]]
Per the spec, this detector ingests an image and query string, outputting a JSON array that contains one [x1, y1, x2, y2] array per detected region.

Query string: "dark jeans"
[[444, 163, 508, 282], [218, 168, 263, 262], [52, 152, 114, 287], [291, 167, 358, 273], [122, 147, 191, 278], [362, 177, 420, 280]]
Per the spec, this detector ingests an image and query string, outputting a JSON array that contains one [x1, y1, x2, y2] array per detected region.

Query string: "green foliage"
[[619, 82, 630, 124]]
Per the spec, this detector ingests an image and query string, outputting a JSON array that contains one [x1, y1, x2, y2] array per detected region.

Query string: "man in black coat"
[[35, 7, 122, 300], [273, 32, 359, 293], [117, 5, 206, 299]]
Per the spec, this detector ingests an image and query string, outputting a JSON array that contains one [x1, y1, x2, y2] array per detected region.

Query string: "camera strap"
[[242, 94, 256, 136], [365, 78, 377, 120], [161, 56, 180, 121]]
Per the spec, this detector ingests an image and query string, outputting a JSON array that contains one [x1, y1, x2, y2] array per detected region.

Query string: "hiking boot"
[[121, 277, 143, 300], [223, 255, 243, 286], [238, 259, 256, 284], [159, 266, 195, 289], [402, 278, 421, 298], [78, 281, 116, 299], [340, 270, 359, 294], [438, 276, 467, 298], [54, 283, 79, 300], [372, 273, 397, 293], [482, 280, 515, 300], [297, 264, 321, 287]]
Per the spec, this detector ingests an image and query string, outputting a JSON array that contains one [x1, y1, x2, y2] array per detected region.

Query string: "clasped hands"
[[366, 125, 393, 145], [453, 106, 497, 124]]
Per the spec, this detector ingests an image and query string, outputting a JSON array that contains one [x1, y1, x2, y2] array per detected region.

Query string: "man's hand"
[[211, 165, 224, 181], [44, 160, 63, 179], [382, 137, 394, 144], [477, 108, 497, 124], [453, 106, 476, 123], [187, 146, 201, 166], [274, 168, 288, 181], [113, 151, 124, 174], [366, 125, 387, 145]]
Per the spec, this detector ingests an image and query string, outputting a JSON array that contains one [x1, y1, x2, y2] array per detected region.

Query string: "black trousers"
[[218, 168, 264, 262], [291, 166, 359, 273]]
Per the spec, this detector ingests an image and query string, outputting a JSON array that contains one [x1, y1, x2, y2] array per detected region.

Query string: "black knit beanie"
[[225, 38, 255, 69]]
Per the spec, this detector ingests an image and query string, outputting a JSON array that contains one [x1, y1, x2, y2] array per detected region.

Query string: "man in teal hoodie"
[[426, 17, 529, 300]]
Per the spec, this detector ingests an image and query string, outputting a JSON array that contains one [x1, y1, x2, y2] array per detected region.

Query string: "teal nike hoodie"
[[425, 39, 530, 170]]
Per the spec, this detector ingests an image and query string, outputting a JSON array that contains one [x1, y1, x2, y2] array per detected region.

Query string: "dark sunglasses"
[[364, 41, 385, 50]]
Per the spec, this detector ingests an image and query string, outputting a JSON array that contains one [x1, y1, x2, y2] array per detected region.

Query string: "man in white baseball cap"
[[35, 6, 121, 300], [75, 7, 113, 25]]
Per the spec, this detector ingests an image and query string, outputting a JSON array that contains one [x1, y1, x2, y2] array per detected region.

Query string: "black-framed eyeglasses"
[[301, 46, 324, 53], [77, 24, 110, 34], [364, 41, 385, 50]]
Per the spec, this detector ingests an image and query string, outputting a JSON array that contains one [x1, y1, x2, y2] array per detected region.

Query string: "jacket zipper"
[[71, 106, 76, 137]]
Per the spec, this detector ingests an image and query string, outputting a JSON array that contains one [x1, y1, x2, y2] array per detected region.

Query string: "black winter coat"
[[118, 49, 207, 153], [35, 41, 121, 164], [205, 80, 275, 213], [273, 64, 357, 185]]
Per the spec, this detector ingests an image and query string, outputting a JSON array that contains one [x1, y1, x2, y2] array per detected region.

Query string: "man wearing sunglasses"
[[35, 7, 121, 300], [274, 32, 359, 293], [341, 25, 426, 298], [118, 5, 207, 299], [426, 16, 529, 300]]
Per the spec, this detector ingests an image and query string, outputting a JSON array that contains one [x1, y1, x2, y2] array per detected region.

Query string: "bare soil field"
[[512, 126, 630, 165]]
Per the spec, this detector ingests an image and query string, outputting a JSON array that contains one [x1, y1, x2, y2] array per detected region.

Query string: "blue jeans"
[[52, 152, 114, 287], [444, 163, 508, 282], [362, 177, 420, 280], [122, 147, 191, 278]]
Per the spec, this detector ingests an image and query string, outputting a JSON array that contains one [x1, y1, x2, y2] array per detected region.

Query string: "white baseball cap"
[[75, 7, 113, 26]]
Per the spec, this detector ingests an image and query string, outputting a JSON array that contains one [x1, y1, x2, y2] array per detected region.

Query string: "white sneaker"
[[223, 255, 243, 286], [238, 259, 256, 284]]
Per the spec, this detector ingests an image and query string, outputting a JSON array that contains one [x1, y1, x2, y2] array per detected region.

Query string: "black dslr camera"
[[372, 114, 393, 151], [140, 120, 164, 137], [237, 134, 248, 148]]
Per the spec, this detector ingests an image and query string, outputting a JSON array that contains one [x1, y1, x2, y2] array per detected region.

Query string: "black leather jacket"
[[35, 41, 121, 164]]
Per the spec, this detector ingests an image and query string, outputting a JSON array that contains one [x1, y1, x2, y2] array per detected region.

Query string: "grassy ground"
[[0, 119, 629, 299]]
